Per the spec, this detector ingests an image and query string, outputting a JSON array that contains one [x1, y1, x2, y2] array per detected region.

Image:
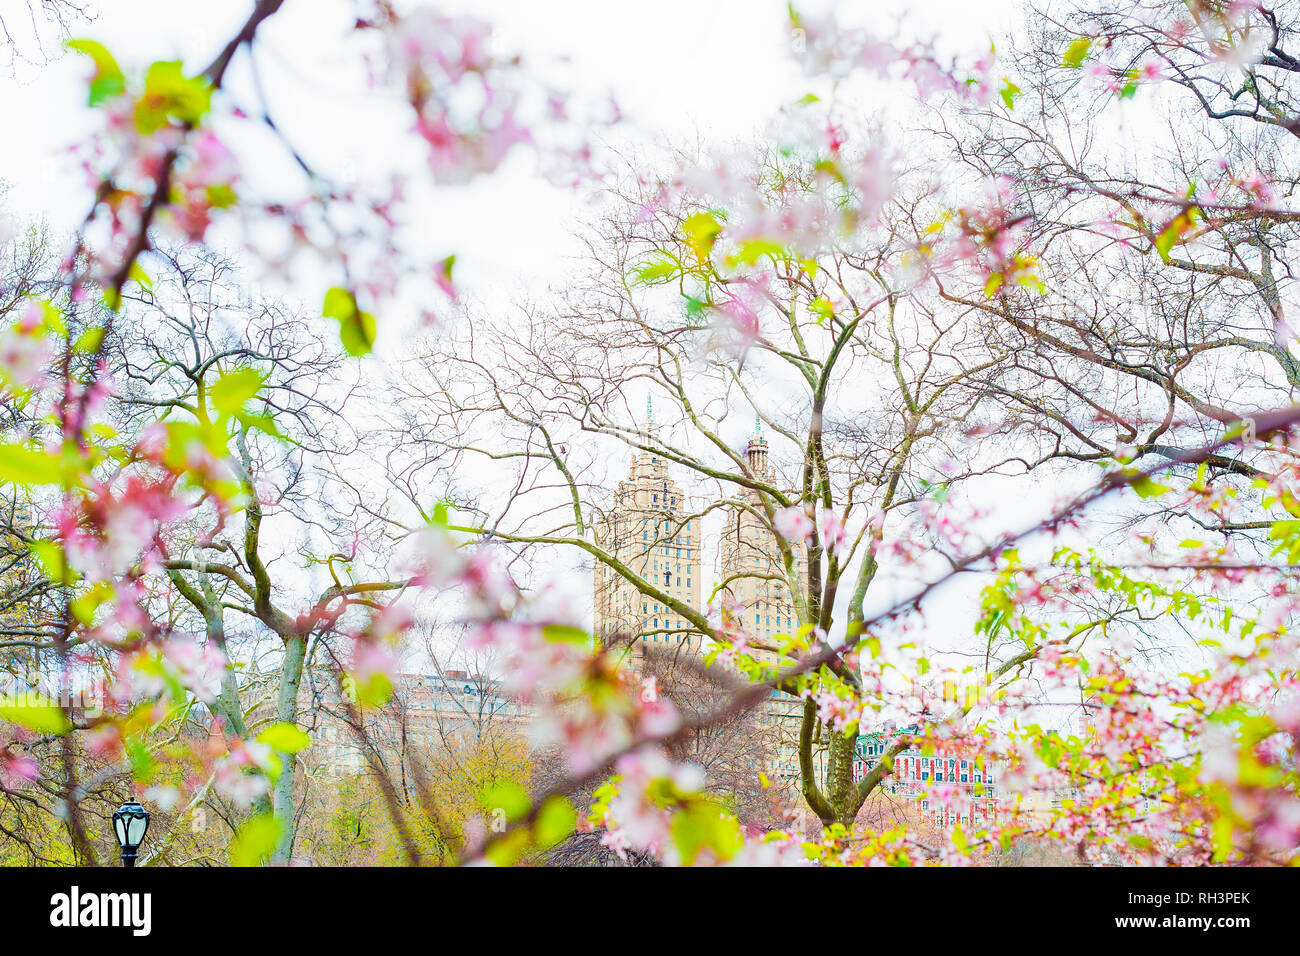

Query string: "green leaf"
[[479, 779, 529, 822], [322, 287, 377, 358], [125, 738, 156, 782], [90, 73, 127, 105], [952, 824, 969, 854], [732, 237, 786, 266], [1129, 474, 1171, 499], [66, 39, 120, 75], [682, 293, 708, 319], [322, 286, 354, 320], [71, 582, 112, 625], [0, 696, 73, 735], [128, 260, 153, 290], [682, 211, 722, 263], [1062, 37, 1092, 69], [28, 539, 74, 584], [356, 671, 393, 707], [534, 796, 576, 850], [66, 39, 125, 106], [1154, 222, 1179, 262], [484, 828, 530, 867], [542, 624, 590, 645], [235, 411, 285, 440], [72, 327, 106, 355], [0, 443, 63, 486], [257, 722, 311, 754], [209, 368, 265, 416], [20, 299, 66, 335], [633, 254, 678, 285], [205, 183, 237, 209], [809, 296, 835, 325], [999, 78, 1020, 110], [135, 60, 212, 134], [1153, 209, 1199, 263], [983, 272, 1004, 297], [669, 801, 742, 865], [230, 813, 281, 867]]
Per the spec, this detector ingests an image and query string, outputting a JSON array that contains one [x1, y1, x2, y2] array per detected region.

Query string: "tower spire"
[[746, 411, 769, 475], [646, 393, 654, 430]]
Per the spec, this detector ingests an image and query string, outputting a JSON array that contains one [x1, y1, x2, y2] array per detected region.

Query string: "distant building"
[[592, 400, 702, 660], [301, 670, 530, 776], [715, 420, 809, 791], [717, 420, 801, 645], [853, 729, 1003, 831], [592, 408, 808, 792]]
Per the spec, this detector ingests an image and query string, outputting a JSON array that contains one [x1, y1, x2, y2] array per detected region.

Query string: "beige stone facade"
[[593, 438, 702, 661], [593, 418, 808, 791], [716, 425, 808, 790]]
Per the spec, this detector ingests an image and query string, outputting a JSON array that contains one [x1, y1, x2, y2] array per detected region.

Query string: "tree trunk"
[[271, 635, 307, 863]]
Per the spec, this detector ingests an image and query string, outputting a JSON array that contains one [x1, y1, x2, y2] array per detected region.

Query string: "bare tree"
[[0, 0, 95, 73], [393, 148, 1048, 828], [97, 246, 410, 863], [943, 1, 1300, 512]]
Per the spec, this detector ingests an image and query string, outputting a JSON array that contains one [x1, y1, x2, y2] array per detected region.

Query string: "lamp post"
[[111, 800, 150, 868]]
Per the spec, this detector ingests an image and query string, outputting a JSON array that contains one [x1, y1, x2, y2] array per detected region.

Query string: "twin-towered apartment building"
[[591, 417, 810, 787], [592, 417, 800, 657], [590, 419, 1008, 820], [308, 414, 1004, 824]]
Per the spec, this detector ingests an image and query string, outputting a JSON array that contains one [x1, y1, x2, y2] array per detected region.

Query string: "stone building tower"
[[715, 418, 808, 789], [592, 400, 702, 660], [717, 418, 800, 644]]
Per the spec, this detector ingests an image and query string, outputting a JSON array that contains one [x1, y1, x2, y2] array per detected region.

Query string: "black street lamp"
[[111, 800, 150, 868]]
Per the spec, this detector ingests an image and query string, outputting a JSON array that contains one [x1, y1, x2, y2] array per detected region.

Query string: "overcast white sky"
[[0, 0, 1062, 595], [0, 0, 1022, 310], [1, 0, 1148, 712]]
